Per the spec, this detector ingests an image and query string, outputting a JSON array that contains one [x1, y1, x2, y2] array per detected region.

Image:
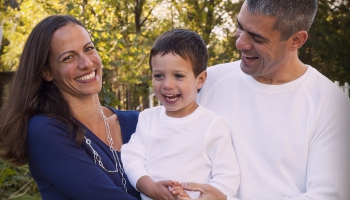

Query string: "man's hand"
[[177, 182, 226, 200]]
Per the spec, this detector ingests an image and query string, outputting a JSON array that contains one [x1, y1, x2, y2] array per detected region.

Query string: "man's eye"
[[253, 36, 264, 43]]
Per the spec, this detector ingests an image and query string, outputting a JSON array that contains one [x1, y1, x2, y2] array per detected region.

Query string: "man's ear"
[[43, 68, 53, 81], [196, 70, 207, 90], [289, 31, 308, 51]]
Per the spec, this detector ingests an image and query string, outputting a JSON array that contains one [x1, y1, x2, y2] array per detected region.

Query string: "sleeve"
[[282, 93, 350, 199], [121, 111, 150, 189], [205, 117, 240, 199], [27, 116, 138, 200]]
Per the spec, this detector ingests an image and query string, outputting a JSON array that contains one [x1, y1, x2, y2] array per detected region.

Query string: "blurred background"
[[0, 0, 349, 199]]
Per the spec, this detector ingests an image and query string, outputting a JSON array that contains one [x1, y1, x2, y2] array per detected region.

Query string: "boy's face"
[[151, 53, 206, 118]]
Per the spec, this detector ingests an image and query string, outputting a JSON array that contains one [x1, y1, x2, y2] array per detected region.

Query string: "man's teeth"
[[76, 71, 95, 81], [244, 55, 257, 60]]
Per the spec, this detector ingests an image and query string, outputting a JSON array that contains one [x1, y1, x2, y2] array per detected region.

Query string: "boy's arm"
[[121, 110, 177, 200], [205, 118, 240, 198], [121, 112, 150, 188]]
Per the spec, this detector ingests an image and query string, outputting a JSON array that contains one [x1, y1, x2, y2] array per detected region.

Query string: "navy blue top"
[[27, 107, 140, 200]]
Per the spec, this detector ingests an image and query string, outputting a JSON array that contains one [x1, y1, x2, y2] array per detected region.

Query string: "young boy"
[[121, 29, 240, 200]]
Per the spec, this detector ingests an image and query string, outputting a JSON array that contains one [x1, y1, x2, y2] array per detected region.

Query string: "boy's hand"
[[153, 180, 177, 200], [136, 176, 176, 200], [169, 181, 190, 199]]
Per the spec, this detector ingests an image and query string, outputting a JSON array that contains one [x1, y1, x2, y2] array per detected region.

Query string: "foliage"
[[0, 0, 349, 198], [299, 0, 350, 83], [0, 159, 41, 199]]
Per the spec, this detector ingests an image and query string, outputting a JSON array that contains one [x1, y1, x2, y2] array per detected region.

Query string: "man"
[[179, 0, 350, 199]]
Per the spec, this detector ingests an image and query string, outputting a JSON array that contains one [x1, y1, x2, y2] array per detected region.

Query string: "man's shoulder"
[[207, 60, 241, 80], [304, 67, 349, 99]]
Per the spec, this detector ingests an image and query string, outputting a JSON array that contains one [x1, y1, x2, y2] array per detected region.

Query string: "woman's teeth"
[[76, 71, 95, 81]]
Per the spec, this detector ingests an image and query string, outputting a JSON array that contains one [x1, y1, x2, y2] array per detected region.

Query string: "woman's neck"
[[68, 94, 103, 128]]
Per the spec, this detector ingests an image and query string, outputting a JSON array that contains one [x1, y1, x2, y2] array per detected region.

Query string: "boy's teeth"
[[164, 94, 180, 101], [76, 71, 95, 81]]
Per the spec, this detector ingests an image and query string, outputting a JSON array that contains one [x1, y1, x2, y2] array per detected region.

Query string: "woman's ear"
[[43, 68, 53, 81], [289, 31, 308, 51], [196, 70, 207, 90]]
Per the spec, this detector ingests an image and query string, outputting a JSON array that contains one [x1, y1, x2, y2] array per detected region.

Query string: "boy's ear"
[[196, 70, 207, 90], [43, 68, 53, 81], [289, 30, 308, 51]]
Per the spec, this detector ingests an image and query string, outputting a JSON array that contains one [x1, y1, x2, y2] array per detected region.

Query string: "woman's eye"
[[86, 46, 95, 52], [62, 55, 74, 62]]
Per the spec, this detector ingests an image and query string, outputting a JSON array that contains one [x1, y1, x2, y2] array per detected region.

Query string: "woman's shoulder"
[[28, 114, 71, 141], [109, 107, 139, 131], [108, 107, 139, 121], [107, 107, 139, 142], [28, 114, 63, 129]]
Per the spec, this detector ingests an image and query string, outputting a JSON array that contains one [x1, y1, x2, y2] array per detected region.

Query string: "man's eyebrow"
[[236, 18, 268, 41]]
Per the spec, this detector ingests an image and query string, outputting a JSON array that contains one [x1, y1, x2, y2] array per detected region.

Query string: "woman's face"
[[44, 23, 103, 100]]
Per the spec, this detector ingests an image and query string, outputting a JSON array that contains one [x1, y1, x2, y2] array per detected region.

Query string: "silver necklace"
[[83, 107, 127, 193]]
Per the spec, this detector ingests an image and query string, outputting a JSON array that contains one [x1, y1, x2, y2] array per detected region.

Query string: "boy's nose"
[[163, 78, 175, 89]]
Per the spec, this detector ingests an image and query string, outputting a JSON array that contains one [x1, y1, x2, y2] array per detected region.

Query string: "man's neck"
[[253, 58, 307, 85]]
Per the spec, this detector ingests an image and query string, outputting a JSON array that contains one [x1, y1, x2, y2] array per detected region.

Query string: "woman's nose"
[[78, 54, 93, 69]]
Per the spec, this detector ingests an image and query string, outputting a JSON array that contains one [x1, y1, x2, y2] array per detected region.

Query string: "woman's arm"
[[28, 115, 138, 200]]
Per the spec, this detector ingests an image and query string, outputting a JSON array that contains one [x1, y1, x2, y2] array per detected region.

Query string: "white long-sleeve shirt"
[[198, 60, 350, 200], [121, 105, 240, 200]]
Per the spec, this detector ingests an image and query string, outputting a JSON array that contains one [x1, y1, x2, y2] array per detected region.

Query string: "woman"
[[0, 15, 140, 199]]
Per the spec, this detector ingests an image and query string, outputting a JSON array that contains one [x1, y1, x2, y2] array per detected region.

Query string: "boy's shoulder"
[[197, 105, 227, 123], [139, 106, 164, 118]]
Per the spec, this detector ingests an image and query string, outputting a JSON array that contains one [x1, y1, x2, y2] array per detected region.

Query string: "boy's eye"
[[153, 74, 163, 79], [175, 74, 185, 79]]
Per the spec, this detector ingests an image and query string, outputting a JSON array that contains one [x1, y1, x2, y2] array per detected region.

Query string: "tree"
[[168, 0, 242, 66], [299, 0, 350, 83]]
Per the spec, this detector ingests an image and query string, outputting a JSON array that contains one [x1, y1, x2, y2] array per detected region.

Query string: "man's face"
[[235, 2, 294, 84]]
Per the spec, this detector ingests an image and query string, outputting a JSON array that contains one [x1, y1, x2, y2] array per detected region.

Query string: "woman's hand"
[[177, 182, 226, 200]]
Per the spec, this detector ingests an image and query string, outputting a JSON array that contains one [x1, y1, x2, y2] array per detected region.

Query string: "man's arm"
[[205, 118, 240, 198]]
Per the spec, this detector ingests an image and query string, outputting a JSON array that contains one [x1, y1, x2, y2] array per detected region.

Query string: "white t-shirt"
[[198, 60, 350, 200], [121, 105, 240, 199]]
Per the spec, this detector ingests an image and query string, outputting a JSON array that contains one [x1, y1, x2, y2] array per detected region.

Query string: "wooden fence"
[[335, 81, 349, 98]]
